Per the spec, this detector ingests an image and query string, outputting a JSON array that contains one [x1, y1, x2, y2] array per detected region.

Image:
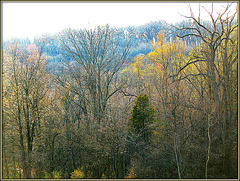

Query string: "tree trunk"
[[205, 114, 211, 179]]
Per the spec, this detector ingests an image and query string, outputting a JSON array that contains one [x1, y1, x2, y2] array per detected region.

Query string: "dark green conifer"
[[130, 94, 155, 141]]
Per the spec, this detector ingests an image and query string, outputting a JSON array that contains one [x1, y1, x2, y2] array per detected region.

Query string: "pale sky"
[[2, 2, 237, 41]]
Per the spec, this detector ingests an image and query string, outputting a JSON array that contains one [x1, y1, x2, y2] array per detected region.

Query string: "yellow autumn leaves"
[[122, 31, 188, 82]]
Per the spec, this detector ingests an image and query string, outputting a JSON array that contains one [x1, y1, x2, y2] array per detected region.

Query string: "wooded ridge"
[[2, 4, 238, 179]]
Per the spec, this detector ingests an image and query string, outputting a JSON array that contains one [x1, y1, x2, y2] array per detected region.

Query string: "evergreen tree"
[[130, 94, 155, 141]]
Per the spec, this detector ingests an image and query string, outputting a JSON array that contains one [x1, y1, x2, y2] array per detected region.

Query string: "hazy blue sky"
[[3, 2, 237, 41]]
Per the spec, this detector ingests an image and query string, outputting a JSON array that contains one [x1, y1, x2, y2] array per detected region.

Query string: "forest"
[[2, 3, 238, 179]]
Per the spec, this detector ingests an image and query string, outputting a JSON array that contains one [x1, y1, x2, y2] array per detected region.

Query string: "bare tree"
[[59, 25, 130, 128], [173, 3, 238, 178], [3, 41, 51, 178], [174, 3, 237, 102]]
